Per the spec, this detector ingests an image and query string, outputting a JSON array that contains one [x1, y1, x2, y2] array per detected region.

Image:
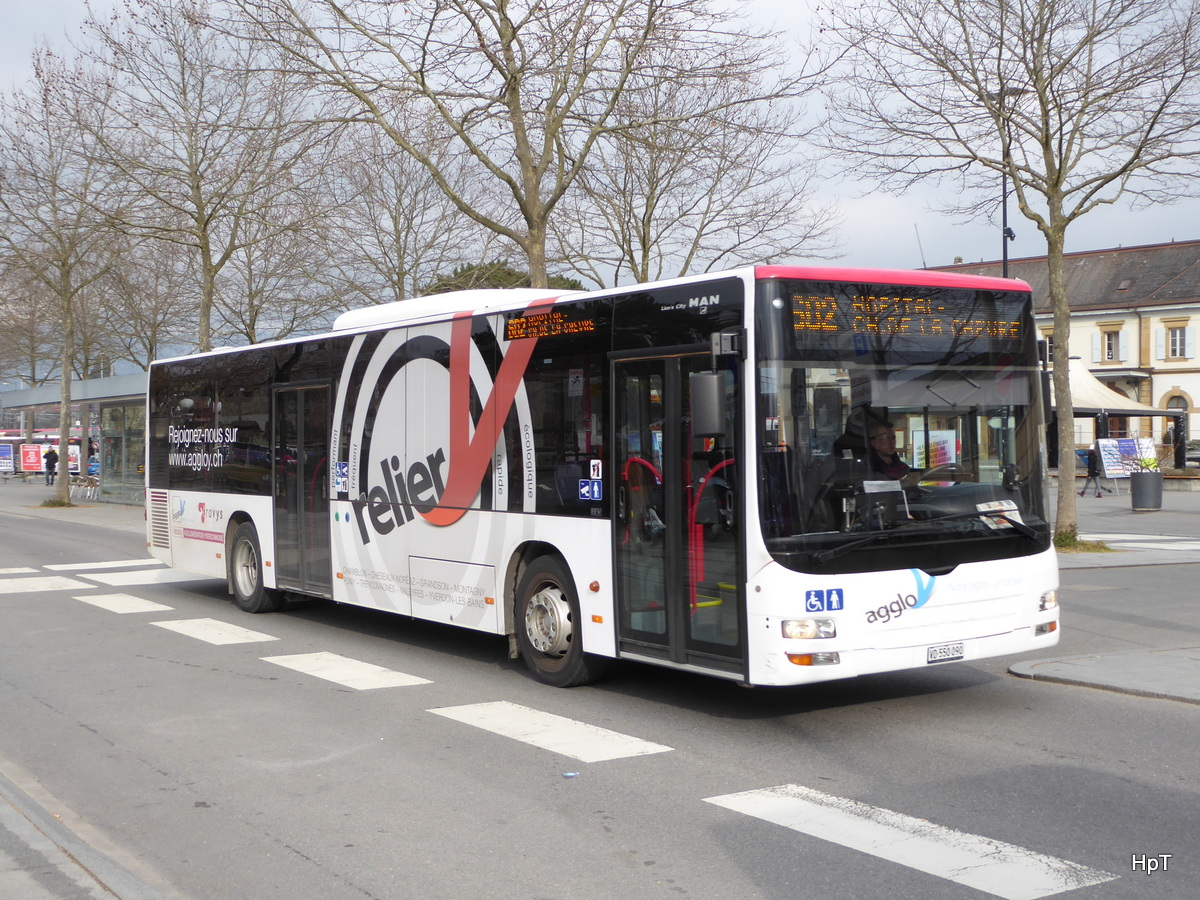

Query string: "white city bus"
[[145, 265, 1059, 687]]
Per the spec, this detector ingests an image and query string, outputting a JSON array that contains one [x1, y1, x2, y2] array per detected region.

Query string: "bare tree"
[[231, 0, 805, 287], [70, 281, 117, 380], [98, 236, 199, 368], [816, 0, 1200, 541], [320, 119, 500, 305], [79, 0, 333, 351], [558, 60, 840, 286], [215, 210, 346, 343], [0, 51, 123, 502], [0, 266, 61, 391]]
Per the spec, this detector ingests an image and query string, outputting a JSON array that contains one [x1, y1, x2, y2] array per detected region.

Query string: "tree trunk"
[[525, 222, 549, 289], [198, 237, 215, 352], [1046, 223, 1077, 541], [55, 312, 75, 505]]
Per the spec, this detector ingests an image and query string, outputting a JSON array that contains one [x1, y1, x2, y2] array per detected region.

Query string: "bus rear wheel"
[[515, 556, 605, 687], [229, 522, 283, 614]]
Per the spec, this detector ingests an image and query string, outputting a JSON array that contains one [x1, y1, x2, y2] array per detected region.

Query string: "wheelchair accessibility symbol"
[[805, 588, 844, 612]]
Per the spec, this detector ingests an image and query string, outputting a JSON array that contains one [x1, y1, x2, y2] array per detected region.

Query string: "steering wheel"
[[918, 463, 965, 484]]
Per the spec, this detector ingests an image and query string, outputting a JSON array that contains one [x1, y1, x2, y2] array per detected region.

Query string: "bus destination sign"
[[791, 293, 1021, 339], [504, 308, 597, 341]]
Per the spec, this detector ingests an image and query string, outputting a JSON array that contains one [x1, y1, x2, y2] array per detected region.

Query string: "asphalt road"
[[1, 487, 1197, 899]]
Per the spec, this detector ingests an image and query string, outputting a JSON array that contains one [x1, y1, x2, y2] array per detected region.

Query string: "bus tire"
[[229, 522, 282, 614], [515, 556, 606, 688]]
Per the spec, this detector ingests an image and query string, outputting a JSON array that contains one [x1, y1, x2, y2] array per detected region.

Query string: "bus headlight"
[[782, 618, 836, 640], [1039, 590, 1058, 612]]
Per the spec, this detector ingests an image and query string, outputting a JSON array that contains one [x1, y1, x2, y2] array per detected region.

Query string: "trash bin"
[[1129, 470, 1163, 511]]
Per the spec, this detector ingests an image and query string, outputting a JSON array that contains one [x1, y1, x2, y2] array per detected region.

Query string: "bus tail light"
[[782, 618, 836, 640]]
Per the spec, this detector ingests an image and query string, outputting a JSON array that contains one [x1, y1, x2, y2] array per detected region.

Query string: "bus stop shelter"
[[0, 373, 148, 503]]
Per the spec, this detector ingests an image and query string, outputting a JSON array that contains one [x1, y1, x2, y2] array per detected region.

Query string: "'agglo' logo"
[[865, 569, 937, 624]]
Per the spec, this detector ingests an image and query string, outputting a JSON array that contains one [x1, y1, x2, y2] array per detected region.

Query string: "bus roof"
[[152, 265, 1032, 366], [754, 265, 1032, 293], [331, 288, 583, 332]]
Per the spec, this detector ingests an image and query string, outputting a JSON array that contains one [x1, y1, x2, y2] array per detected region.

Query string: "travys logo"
[[344, 299, 553, 545], [865, 569, 937, 624]]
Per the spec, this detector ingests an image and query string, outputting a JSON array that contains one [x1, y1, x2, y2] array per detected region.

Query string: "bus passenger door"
[[612, 354, 745, 675], [273, 384, 332, 596]]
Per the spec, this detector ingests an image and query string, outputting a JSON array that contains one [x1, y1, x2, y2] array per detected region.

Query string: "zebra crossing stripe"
[[152, 618, 279, 645], [703, 784, 1118, 900], [262, 652, 431, 689], [82, 569, 216, 586], [428, 701, 673, 763], [74, 593, 173, 614], [0, 576, 91, 594], [0, 568, 38, 575], [46, 559, 166, 571]]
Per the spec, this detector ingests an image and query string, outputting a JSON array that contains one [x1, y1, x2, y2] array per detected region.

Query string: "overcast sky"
[[4, 0, 1197, 273]]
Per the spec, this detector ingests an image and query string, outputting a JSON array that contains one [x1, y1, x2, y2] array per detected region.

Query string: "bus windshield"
[[755, 277, 1051, 575]]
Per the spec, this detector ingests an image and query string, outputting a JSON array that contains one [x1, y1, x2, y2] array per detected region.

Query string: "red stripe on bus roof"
[[754, 265, 1031, 292]]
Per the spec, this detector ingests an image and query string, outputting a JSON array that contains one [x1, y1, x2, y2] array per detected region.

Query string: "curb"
[[0, 764, 173, 900], [1009, 648, 1200, 705]]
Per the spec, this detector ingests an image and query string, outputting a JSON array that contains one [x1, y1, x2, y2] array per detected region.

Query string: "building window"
[[1092, 328, 1128, 363], [1169, 326, 1188, 359], [1038, 332, 1054, 365], [1104, 330, 1120, 361], [1158, 324, 1195, 361]]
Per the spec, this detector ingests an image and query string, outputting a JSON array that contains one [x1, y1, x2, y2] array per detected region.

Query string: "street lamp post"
[[1001, 172, 1016, 278], [986, 86, 1028, 277]]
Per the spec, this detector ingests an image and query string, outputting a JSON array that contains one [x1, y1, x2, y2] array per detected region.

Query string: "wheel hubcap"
[[525, 584, 572, 656], [234, 540, 258, 596]]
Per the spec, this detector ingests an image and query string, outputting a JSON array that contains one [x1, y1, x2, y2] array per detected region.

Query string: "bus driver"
[[867, 422, 911, 480]]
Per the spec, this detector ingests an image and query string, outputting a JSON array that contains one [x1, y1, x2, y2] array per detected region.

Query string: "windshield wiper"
[[945, 509, 1040, 541], [810, 509, 1039, 563]]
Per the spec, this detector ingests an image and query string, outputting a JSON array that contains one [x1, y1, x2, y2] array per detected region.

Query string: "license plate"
[[927, 642, 965, 664]]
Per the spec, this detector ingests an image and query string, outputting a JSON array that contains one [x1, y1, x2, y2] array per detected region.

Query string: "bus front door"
[[612, 354, 745, 676], [273, 384, 332, 597]]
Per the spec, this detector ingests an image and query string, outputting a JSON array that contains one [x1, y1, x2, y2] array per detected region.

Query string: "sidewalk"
[[1056, 477, 1200, 568], [1013, 484, 1200, 705], [0, 764, 171, 900], [0, 480, 145, 534]]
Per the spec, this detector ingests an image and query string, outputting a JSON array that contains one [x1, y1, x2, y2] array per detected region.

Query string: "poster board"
[[0, 445, 12, 473], [1095, 437, 1157, 478], [20, 444, 44, 473], [1095, 439, 1125, 478]]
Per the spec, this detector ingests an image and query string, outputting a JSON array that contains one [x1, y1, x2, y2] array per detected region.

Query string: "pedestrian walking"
[[1079, 446, 1102, 497], [42, 447, 58, 486]]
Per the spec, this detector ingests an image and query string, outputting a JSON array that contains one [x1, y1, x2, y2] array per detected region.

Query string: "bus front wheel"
[[229, 522, 283, 614], [515, 557, 606, 688]]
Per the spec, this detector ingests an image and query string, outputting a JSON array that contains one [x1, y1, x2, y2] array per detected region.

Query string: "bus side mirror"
[[691, 372, 726, 438]]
